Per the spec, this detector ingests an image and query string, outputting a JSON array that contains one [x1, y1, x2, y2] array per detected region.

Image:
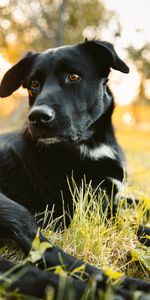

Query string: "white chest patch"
[[80, 143, 116, 160]]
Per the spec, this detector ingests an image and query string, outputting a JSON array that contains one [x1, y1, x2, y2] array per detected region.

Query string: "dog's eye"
[[67, 74, 80, 82], [31, 80, 40, 89]]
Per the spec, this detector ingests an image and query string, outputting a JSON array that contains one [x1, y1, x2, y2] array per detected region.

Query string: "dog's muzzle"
[[28, 105, 85, 145]]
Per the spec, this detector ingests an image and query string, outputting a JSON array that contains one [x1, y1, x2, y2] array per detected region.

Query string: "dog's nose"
[[28, 105, 55, 125]]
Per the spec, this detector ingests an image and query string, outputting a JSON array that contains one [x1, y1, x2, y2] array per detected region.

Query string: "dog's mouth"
[[28, 124, 81, 145], [38, 135, 80, 145], [38, 137, 61, 144], [28, 122, 92, 145]]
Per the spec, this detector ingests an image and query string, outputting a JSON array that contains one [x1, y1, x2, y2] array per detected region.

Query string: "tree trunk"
[[55, 0, 66, 47]]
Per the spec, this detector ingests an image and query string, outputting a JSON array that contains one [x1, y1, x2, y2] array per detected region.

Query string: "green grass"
[[41, 181, 150, 280], [0, 180, 150, 299]]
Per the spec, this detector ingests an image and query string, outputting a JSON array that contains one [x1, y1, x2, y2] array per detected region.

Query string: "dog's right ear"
[[0, 52, 37, 98], [82, 39, 129, 75]]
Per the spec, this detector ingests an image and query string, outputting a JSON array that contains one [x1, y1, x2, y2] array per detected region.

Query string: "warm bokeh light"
[[109, 64, 141, 105], [0, 53, 11, 75], [144, 80, 150, 99], [104, 0, 150, 48]]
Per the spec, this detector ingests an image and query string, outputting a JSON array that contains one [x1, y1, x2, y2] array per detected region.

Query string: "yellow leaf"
[[54, 265, 67, 276], [105, 267, 124, 280], [131, 249, 141, 262], [27, 229, 52, 263]]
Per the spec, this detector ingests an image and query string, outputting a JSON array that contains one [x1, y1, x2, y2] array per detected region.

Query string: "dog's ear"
[[83, 40, 129, 74], [0, 52, 37, 98]]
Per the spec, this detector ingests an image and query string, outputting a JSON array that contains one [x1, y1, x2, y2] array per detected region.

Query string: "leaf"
[[140, 255, 150, 271], [27, 229, 52, 264], [131, 249, 141, 262], [131, 249, 150, 271], [54, 265, 67, 277], [104, 267, 124, 280]]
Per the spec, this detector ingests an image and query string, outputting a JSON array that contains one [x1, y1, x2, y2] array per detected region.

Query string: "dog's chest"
[[18, 147, 84, 216], [0, 135, 123, 217]]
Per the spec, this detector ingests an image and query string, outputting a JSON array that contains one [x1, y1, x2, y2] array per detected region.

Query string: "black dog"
[[0, 40, 150, 299]]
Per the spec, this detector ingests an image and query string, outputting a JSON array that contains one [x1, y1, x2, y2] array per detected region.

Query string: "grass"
[[40, 180, 150, 279], [0, 180, 150, 299], [46, 180, 150, 276]]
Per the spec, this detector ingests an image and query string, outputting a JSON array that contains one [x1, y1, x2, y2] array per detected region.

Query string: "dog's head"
[[0, 40, 129, 145]]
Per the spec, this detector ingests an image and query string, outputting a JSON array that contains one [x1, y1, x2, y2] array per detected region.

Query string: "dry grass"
[[39, 180, 150, 280], [1, 181, 150, 299]]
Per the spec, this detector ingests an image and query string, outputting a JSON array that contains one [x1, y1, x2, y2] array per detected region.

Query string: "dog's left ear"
[[83, 40, 129, 74], [0, 51, 37, 98]]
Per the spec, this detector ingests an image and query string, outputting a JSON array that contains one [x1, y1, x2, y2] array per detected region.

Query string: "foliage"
[[127, 44, 150, 79], [0, 0, 110, 61], [127, 43, 150, 104]]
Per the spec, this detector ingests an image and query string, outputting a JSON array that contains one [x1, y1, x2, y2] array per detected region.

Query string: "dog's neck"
[[78, 99, 121, 162]]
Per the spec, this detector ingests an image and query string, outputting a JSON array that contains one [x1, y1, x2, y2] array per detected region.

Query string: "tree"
[[127, 44, 150, 104], [0, 0, 110, 61]]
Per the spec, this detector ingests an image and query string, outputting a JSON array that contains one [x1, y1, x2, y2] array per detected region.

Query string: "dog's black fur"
[[0, 40, 150, 299]]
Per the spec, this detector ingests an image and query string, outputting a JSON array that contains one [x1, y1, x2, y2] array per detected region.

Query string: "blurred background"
[[0, 0, 150, 194]]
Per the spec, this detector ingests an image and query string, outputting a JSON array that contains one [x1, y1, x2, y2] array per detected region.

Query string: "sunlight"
[[109, 64, 141, 105], [0, 0, 9, 7], [144, 80, 150, 99], [105, 0, 150, 48], [122, 112, 134, 125], [0, 54, 11, 76]]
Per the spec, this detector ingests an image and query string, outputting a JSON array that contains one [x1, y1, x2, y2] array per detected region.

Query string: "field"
[[116, 127, 150, 195]]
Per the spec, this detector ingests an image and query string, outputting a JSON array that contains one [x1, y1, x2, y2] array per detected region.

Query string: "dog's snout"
[[28, 105, 55, 125]]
